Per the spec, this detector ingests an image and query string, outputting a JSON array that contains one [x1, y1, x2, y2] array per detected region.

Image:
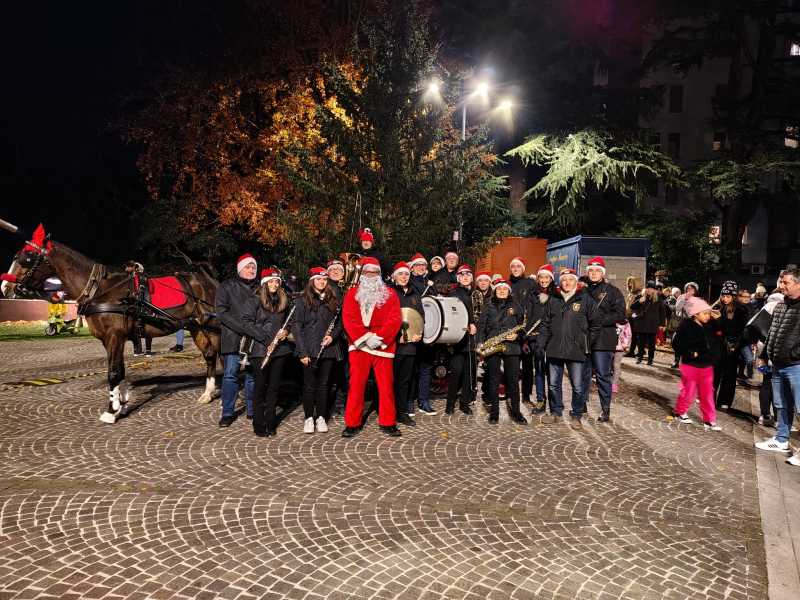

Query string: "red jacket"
[[343, 286, 402, 358]]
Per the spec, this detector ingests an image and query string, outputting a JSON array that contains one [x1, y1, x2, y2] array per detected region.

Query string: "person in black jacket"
[[538, 268, 599, 430], [509, 257, 536, 405], [432, 251, 460, 295], [477, 278, 527, 424], [474, 271, 494, 404], [407, 253, 436, 415], [582, 257, 626, 422], [243, 268, 294, 436], [712, 280, 749, 410], [408, 253, 433, 297], [357, 228, 389, 277], [293, 267, 343, 434], [671, 297, 722, 430], [215, 253, 262, 427], [527, 264, 556, 413], [391, 262, 425, 426], [629, 281, 668, 365], [445, 264, 477, 415]]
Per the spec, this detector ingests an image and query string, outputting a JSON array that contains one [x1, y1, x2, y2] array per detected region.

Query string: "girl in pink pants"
[[670, 297, 722, 430]]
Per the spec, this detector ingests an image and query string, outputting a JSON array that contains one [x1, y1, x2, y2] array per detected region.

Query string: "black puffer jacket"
[[539, 288, 599, 362], [584, 280, 626, 352], [392, 284, 425, 356], [672, 318, 720, 368], [765, 296, 800, 368], [242, 292, 295, 359], [215, 276, 263, 355], [292, 291, 343, 361], [477, 297, 525, 356]]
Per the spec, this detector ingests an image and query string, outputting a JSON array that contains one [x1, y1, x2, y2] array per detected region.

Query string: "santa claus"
[[342, 256, 402, 437]]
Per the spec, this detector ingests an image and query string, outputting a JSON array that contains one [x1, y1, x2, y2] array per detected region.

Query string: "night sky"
[[0, 0, 637, 267]]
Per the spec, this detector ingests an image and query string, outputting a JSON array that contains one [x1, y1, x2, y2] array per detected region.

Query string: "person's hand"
[[321, 335, 333, 347], [365, 335, 383, 349], [300, 356, 311, 366], [277, 329, 288, 341], [411, 334, 422, 342], [469, 324, 477, 336], [521, 342, 530, 354], [505, 332, 518, 341]]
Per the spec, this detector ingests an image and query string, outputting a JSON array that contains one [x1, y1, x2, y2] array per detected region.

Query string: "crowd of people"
[[208, 227, 800, 466]]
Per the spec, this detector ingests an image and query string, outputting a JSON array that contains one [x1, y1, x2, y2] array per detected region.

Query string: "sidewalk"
[[625, 351, 800, 600]]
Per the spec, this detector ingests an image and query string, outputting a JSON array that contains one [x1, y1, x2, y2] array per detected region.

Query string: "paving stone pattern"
[[0, 337, 769, 599]]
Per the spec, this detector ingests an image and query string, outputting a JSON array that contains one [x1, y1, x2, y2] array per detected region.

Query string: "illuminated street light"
[[498, 98, 513, 111], [427, 81, 440, 95], [475, 81, 490, 101]]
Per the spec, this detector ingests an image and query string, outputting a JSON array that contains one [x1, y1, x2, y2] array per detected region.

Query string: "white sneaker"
[[720, 405, 729, 410], [677, 414, 693, 424], [787, 453, 800, 467], [303, 417, 315, 434], [703, 422, 722, 431], [755, 437, 790, 453], [315, 416, 328, 433]]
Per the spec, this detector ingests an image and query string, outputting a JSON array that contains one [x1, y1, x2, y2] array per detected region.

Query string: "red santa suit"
[[342, 270, 402, 429]]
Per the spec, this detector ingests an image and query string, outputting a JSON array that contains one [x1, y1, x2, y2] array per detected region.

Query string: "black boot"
[[380, 424, 402, 437]]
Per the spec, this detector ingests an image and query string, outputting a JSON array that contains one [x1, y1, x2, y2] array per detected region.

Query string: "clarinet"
[[310, 305, 341, 369], [261, 305, 296, 369]]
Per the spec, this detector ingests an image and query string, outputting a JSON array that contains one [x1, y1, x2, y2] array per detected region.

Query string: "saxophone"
[[476, 319, 526, 360]]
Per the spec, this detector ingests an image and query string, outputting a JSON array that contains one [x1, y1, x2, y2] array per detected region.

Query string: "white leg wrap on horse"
[[99, 411, 117, 424], [110, 386, 122, 413], [197, 376, 217, 404]]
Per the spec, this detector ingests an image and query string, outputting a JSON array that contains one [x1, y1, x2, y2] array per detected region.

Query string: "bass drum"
[[422, 295, 468, 345]]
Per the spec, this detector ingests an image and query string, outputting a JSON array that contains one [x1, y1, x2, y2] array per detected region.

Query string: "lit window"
[[790, 42, 800, 56], [786, 125, 799, 149], [713, 132, 726, 151]]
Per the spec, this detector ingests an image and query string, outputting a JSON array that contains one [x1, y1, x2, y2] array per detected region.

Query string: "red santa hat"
[[456, 264, 473, 275], [408, 253, 427, 267], [586, 256, 606, 275], [359, 256, 381, 272], [326, 258, 344, 270], [559, 267, 578, 282], [430, 255, 444, 265], [236, 253, 257, 274], [509, 256, 526, 270], [444, 250, 459, 260], [308, 266, 328, 281], [491, 273, 503, 284], [493, 277, 511, 290], [391, 262, 411, 278], [260, 267, 281, 284], [475, 271, 491, 283], [537, 264, 554, 279], [358, 228, 374, 243]]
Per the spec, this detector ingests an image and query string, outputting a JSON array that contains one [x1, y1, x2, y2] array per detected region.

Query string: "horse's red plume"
[[23, 223, 51, 253]]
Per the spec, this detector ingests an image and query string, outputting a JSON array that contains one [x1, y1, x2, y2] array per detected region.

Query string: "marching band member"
[[391, 262, 424, 427], [583, 257, 626, 422], [474, 271, 494, 404], [216, 253, 261, 427], [293, 267, 343, 434], [528, 264, 556, 414], [477, 278, 527, 424], [432, 250, 459, 295], [430, 255, 444, 274], [538, 268, 599, 430], [509, 257, 536, 405], [341, 257, 403, 438], [357, 227, 388, 275], [245, 267, 294, 437], [326, 258, 346, 298], [408, 253, 431, 296], [408, 254, 437, 415], [445, 264, 477, 415]]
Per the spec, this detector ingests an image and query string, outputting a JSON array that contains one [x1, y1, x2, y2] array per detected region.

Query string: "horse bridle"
[[13, 249, 48, 295]]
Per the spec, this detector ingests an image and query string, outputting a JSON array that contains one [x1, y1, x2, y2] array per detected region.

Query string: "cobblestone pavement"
[[0, 337, 769, 599]]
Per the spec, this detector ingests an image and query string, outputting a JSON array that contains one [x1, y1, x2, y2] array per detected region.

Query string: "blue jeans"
[[772, 364, 800, 444], [548, 359, 586, 418], [582, 351, 614, 416], [534, 355, 548, 404], [740, 344, 754, 377], [175, 328, 185, 346], [221, 353, 255, 418]]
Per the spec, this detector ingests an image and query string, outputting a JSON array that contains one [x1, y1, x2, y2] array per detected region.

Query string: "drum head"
[[422, 296, 443, 344]]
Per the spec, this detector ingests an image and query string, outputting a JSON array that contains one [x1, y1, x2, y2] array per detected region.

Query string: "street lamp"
[[462, 79, 491, 140]]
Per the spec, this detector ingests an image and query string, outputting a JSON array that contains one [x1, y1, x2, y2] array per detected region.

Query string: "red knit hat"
[[493, 277, 511, 289], [236, 253, 257, 274], [308, 266, 328, 280], [408, 253, 427, 267], [359, 256, 381, 271], [456, 264, 473, 275], [475, 271, 491, 282], [260, 267, 281, 284], [358, 228, 374, 242], [537, 264, 554, 278], [392, 261, 410, 277], [509, 256, 526, 270], [586, 256, 606, 274]]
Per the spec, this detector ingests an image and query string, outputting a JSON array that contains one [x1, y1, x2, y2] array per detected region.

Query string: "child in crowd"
[[612, 320, 632, 393], [671, 297, 723, 430]]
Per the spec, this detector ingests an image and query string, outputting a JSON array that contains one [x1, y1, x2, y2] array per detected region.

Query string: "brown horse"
[[2, 224, 221, 423]]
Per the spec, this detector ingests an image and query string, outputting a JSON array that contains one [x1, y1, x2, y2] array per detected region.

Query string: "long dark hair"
[[260, 285, 289, 313], [303, 279, 338, 312]]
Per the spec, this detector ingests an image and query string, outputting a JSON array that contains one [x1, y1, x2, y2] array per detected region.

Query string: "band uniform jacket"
[[539, 288, 600, 363], [477, 297, 525, 356], [392, 284, 425, 356], [215, 277, 263, 355], [292, 292, 344, 361]]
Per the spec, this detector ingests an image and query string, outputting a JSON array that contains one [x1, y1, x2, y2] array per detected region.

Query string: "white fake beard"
[[356, 276, 389, 310]]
